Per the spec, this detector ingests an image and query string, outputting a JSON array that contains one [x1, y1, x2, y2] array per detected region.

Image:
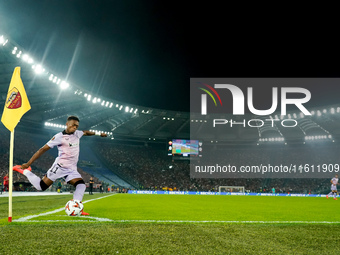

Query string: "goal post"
[[219, 186, 245, 193]]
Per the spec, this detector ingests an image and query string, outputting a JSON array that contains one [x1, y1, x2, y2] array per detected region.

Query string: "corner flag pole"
[[1, 67, 31, 223], [8, 130, 14, 222]]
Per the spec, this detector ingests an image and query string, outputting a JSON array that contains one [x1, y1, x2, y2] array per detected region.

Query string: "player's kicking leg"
[[68, 178, 89, 215], [13, 165, 53, 191]]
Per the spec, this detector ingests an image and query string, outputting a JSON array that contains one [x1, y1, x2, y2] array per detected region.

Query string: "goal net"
[[219, 186, 245, 193]]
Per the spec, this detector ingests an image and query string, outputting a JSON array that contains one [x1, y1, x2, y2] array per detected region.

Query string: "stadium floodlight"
[[125, 106, 129, 112], [101, 101, 105, 106], [116, 104, 119, 108], [337, 107, 340, 113], [49, 74, 54, 81], [293, 113, 297, 118], [323, 109, 327, 113], [84, 93, 88, 97], [60, 81, 69, 90], [134, 109, 138, 114], [130, 108, 133, 113], [97, 98, 101, 102], [22, 54, 29, 61], [53, 77, 57, 83], [163, 117, 166, 120], [119, 105, 123, 110], [92, 97, 97, 103], [311, 110, 315, 115], [109, 103, 113, 108], [105, 102, 109, 107], [87, 95, 91, 101], [33, 64, 45, 74], [0, 35, 8, 46], [16, 51, 22, 58]]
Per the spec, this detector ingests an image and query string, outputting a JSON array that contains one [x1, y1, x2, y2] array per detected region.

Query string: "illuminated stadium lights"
[[105, 102, 109, 107], [109, 103, 113, 108], [134, 109, 138, 114], [305, 135, 332, 141], [12, 47, 17, 54], [44, 122, 66, 129], [311, 110, 315, 115], [323, 109, 327, 113], [49, 74, 54, 81], [89, 129, 113, 135], [33, 64, 45, 74], [305, 135, 330, 141], [299, 112, 304, 118], [60, 81, 69, 89], [293, 113, 297, 118], [125, 106, 129, 112], [337, 107, 340, 113], [16, 51, 22, 58], [130, 108, 134, 113], [259, 137, 284, 142], [0, 35, 8, 46], [331, 108, 335, 114], [92, 97, 97, 103], [53, 77, 58, 83], [317, 110, 321, 116], [87, 95, 91, 101], [97, 98, 101, 102], [57, 79, 61, 85], [101, 101, 105, 106], [84, 93, 88, 97], [116, 104, 119, 108], [119, 105, 123, 110]]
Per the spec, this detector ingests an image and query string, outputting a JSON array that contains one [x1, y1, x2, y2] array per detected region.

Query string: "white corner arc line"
[[14, 194, 116, 222]]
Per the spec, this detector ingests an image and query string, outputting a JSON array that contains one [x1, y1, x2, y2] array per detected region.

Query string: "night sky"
[[0, 1, 339, 111]]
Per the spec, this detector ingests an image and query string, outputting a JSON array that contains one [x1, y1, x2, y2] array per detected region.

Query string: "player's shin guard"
[[73, 181, 86, 201], [24, 171, 43, 191]]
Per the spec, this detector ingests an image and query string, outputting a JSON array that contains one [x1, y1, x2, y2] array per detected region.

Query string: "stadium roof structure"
[[0, 34, 190, 142], [2, 34, 340, 145]]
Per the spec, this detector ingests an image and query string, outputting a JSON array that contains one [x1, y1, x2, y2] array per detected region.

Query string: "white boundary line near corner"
[[14, 194, 116, 222], [15, 219, 340, 224]]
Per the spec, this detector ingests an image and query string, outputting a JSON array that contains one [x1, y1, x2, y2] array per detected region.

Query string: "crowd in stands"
[[0, 128, 337, 194], [94, 142, 334, 194]]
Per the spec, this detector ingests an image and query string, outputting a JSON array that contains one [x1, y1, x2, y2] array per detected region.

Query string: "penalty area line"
[[14, 194, 116, 222]]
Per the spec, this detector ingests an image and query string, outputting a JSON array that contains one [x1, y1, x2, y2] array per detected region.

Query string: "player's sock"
[[334, 192, 337, 199], [73, 183, 86, 201], [24, 171, 42, 191]]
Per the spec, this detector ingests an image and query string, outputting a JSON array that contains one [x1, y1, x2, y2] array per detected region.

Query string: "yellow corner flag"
[[1, 67, 31, 131]]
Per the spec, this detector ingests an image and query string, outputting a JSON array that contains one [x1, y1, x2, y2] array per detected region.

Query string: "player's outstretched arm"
[[83, 130, 107, 137], [21, 144, 51, 169]]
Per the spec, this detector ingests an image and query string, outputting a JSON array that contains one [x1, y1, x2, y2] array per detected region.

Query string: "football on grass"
[[65, 199, 83, 216]]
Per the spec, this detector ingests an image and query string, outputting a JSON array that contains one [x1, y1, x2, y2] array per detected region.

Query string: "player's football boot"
[[334, 198, 338, 200], [326, 195, 329, 199], [81, 209, 89, 216], [13, 165, 32, 175]]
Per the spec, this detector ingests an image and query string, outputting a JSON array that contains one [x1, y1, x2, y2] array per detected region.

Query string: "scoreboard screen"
[[167, 139, 202, 159]]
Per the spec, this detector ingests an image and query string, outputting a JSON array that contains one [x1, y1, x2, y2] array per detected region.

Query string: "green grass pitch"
[[1, 193, 340, 254]]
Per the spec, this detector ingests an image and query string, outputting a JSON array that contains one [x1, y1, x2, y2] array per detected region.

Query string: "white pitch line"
[[18, 218, 340, 224], [14, 194, 116, 222]]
